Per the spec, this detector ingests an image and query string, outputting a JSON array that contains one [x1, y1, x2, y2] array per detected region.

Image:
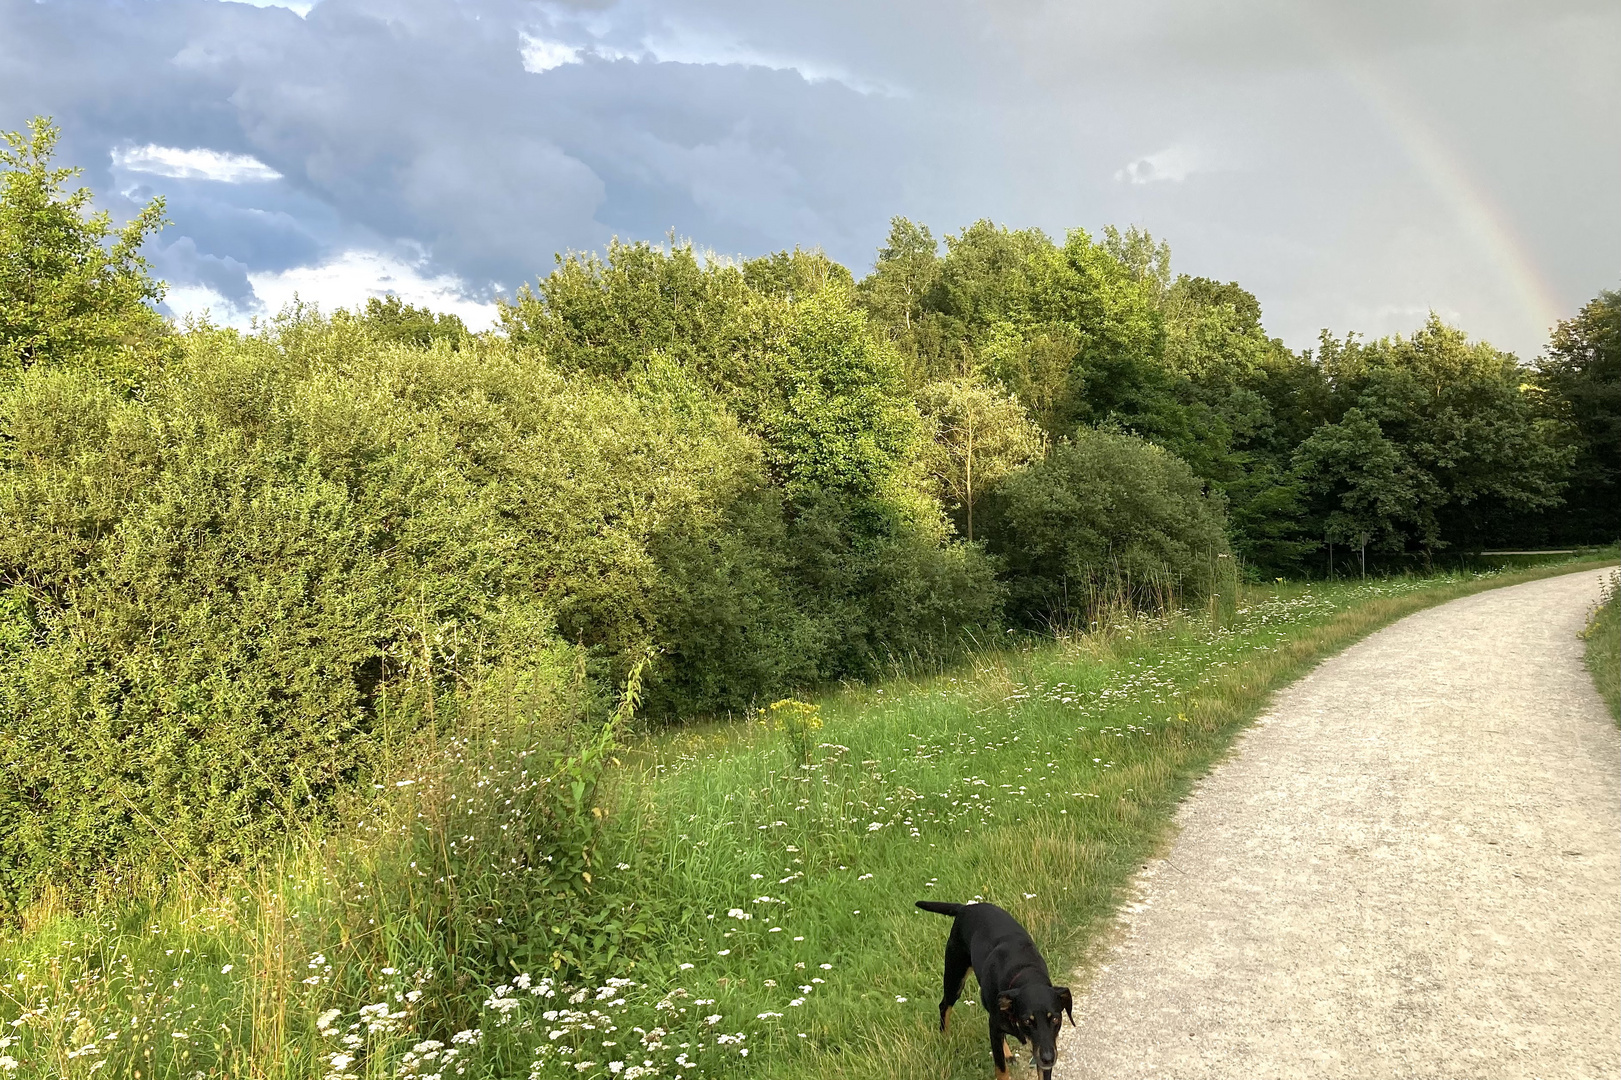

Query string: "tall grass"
[[1582, 570, 1619, 722], [1, 556, 1613, 1080]]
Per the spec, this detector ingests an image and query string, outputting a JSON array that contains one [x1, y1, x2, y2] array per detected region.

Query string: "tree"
[[856, 217, 937, 337], [764, 285, 921, 502], [356, 294, 469, 348], [1312, 317, 1569, 554], [915, 375, 1045, 541], [1101, 224, 1171, 307], [0, 117, 168, 385], [1534, 288, 1620, 543], [1292, 408, 1437, 572], [1159, 274, 1318, 574]]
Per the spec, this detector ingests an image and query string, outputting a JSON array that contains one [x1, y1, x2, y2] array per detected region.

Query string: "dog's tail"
[[914, 901, 968, 917]]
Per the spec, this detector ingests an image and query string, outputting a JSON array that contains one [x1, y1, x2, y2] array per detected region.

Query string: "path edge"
[[1058, 556, 1621, 995]]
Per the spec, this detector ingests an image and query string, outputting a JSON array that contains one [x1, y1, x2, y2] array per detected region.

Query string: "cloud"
[[247, 250, 500, 328], [1116, 145, 1205, 186], [0, 0, 1613, 360], [162, 247, 500, 329], [113, 145, 282, 183], [221, 0, 314, 16], [519, 35, 584, 73]]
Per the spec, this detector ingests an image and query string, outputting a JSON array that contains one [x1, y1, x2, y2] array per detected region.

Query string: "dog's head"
[[997, 985, 1074, 1071]]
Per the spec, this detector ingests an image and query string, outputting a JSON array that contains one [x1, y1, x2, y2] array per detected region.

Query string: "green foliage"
[[915, 373, 1045, 542], [1581, 572, 1619, 723], [763, 284, 920, 501], [0, 316, 784, 910], [859, 221, 1315, 575], [1158, 274, 1318, 574], [502, 240, 921, 502], [1534, 288, 1620, 544], [1293, 406, 1436, 556], [0, 118, 170, 387], [981, 427, 1230, 627], [352, 293, 470, 348], [0, 252, 1003, 906], [1304, 318, 1571, 556], [499, 240, 783, 403], [498, 240, 1001, 710]]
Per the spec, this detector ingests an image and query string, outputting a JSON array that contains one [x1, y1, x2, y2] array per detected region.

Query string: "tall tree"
[[1312, 317, 1570, 554], [1534, 288, 1620, 543], [915, 375, 1045, 541], [1102, 224, 1171, 307], [859, 218, 938, 336], [0, 117, 169, 386], [1293, 408, 1435, 570]]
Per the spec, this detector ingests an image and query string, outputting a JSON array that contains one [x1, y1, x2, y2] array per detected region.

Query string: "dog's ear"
[[1056, 987, 1074, 1026], [997, 993, 1016, 1019]]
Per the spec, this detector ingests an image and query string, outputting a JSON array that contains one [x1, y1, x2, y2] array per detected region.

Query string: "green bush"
[[981, 427, 1230, 627], [503, 242, 1004, 707], [0, 299, 1005, 909], [0, 318, 766, 910]]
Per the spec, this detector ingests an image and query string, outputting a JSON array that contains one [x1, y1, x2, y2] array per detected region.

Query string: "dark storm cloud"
[[0, 0, 1615, 351]]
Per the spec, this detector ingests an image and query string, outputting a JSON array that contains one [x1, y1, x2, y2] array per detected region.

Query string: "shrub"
[[981, 427, 1230, 627], [0, 319, 762, 910], [0, 303, 1005, 909]]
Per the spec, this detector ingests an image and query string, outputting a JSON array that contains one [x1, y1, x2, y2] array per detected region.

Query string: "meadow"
[[3, 555, 1613, 1080]]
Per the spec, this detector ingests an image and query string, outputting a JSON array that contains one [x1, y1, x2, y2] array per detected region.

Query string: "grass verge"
[[1581, 569, 1620, 722], [0, 555, 1615, 1080]]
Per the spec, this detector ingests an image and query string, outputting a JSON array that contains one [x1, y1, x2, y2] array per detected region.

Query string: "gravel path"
[[1054, 568, 1621, 1080]]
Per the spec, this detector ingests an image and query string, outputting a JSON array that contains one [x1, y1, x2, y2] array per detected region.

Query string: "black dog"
[[916, 901, 1073, 1080]]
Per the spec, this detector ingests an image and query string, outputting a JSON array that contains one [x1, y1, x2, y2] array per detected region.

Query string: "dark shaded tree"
[[1533, 287, 1620, 543]]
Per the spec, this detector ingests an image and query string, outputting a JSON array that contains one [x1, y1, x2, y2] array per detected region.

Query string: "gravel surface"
[[1053, 568, 1621, 1080]]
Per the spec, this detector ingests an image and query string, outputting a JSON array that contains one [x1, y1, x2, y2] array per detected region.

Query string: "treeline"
[[859, 218, 1616, 566], [0, 118, 1615, 907]]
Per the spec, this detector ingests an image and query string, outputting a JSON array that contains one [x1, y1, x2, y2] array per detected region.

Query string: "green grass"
[[1582, 570, 1620, 723], [2, 555, 1615, 1080]]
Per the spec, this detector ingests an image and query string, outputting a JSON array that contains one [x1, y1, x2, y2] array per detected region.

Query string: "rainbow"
[[1301, 13, 1565, 349]]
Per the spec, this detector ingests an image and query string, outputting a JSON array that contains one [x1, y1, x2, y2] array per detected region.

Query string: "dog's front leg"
[[989, 1016, 1010, 1080]]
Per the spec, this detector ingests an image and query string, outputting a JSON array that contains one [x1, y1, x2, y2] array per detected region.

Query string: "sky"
[[2, 0, 1616, 358]]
